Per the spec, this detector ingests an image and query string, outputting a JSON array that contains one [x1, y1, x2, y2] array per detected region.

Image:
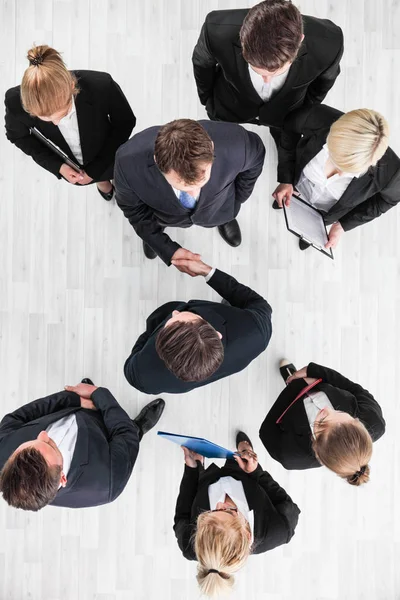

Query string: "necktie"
[[178, 190, 197, 210]]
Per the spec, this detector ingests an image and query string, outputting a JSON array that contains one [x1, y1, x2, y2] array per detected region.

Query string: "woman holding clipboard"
[[174, 433, 300, 597], [5, 45, 136, 200], [259, 360, 386, 483], [272, 104, 397, 251]]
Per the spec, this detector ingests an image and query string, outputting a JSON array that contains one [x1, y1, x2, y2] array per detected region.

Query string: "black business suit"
[[174, 459, 300, 560], [0, 388, 140, 508], [259, 363, 386, 470], [277, 104, 400, 231], [124, 269, 272, 394], [5, 70, 136, 182], [192, 11, 343, 128], [114, 120, 265, 265]]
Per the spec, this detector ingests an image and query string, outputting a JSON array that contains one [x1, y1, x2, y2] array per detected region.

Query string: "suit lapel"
[[232, 42, 264, 104], [74, 86, 94, 164], [33, 118, 75, 160], [55, 412, 89, 499]]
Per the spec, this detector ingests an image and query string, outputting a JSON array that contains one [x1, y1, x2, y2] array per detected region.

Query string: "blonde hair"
[[312, 418, 373, 486], [327, 109, 389, 174], [194, 512, 252, 597], [21, 45, 78, 117]]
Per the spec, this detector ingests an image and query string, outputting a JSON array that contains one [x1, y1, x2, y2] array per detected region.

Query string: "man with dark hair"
[[114, 119, 265, 265], [192, 0, 343, 142], [124, 261, 272, 394], [0, 380, 165, 510]]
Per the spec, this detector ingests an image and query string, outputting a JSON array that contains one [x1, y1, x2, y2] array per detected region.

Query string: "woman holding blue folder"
[[173, 433, 300, 597]]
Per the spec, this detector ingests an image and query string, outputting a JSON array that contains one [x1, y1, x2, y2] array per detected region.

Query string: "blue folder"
[[157, 431, 235, 459]]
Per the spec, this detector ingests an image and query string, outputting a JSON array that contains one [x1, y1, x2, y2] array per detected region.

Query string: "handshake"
[[170, 248, 213, 278]]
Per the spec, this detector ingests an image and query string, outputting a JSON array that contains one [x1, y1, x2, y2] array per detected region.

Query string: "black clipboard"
[[283, 195, 334, 260], [30, 127, 82, 172]]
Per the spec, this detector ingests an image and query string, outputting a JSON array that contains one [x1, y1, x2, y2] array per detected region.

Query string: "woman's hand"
[[59, 163, 84, 184], [182, 446, 204, 468], [234, 449, 258, 473], [272, 183, 294, 207], [286, 367, 308, 384], [325, 222, 344, 249]]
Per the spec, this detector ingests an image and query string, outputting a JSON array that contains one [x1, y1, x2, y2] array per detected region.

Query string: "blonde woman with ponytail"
[[5, 45, 136, 200], [174, 437, 300, 597], [260, 361, 385, 485], [273, 103, 398, 251]]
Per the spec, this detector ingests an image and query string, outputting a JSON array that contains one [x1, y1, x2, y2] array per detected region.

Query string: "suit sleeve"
[[338, 169, 400, 231], [192, 18, 218, 106], [0, 391, 80, 435], [305, 30, 344, 105], [234, 130, 266, 204], [307, 363, 386, 441], [90, 387, 140, 502], [206, 269, 272, 344], [4, 98, 64, 178], [114, 158, 181, 265], [249, 467, 300, 550], [83, 76, 136, 180], [173, 464, 200, 560]]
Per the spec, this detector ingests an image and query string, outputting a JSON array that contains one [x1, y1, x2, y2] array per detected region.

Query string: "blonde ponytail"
[[21, 44, 78, 117]]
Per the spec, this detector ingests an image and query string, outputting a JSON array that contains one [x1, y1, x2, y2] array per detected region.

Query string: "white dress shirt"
[[248, 64, 290, 102], [46, 414, 78, 482], [57, 97, 84, 165], [296, 144, 361, 212], [303, 390, 334, 438], [208, 476, 254, 542]]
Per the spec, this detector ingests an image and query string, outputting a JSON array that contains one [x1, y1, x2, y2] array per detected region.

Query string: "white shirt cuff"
[[204, 267, 216, 282]]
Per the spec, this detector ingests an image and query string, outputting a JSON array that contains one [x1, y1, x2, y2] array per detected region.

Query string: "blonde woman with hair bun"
[[272, 103, 398, 251], [174, 435, 300, 597], [5, 44, 136, 200], [260, 361, 385, 485]]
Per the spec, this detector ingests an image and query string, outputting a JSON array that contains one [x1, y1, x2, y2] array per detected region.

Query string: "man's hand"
[[286, 366, 308, 384], [171, 257, 212, 278], [182, 446, 204, 468], [272, 183, 294, 207], [64, 382, 98, 399], [171, 248, 202, 276], [59, 164, 84, 184], [78, 171, 93, 185], [80, 398, 97, 410], [234, 449, 258, 473], [325, 222, 344, 249]]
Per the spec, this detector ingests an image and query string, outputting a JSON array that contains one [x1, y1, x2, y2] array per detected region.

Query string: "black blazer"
[[0, 388, 140, 508], [277, 104, 400, 231], [114, 120, 265, 265], [259, 363, 386, 470], [192, 11, 343, 127], [174, 460, 300, 560], [124, 269, 272, 394], [5, 70, 136, 181]]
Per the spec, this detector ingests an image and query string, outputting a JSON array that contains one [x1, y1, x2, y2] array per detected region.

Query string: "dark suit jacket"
[[174, 460, 300, 560], [5, 70, 136, 181], [0, 387, 140, 508], [114, 120, 265, 265], [277, 104, 400, 231], [124, 269, 272, 394], [192, 11, 343, 127], [259, 363, 386, 470]]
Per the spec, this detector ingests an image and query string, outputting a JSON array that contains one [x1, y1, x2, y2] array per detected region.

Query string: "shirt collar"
[[59, 97, 76, 125]]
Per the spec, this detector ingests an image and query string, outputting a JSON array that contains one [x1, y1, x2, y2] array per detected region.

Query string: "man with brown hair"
[[124, 261, 272, 394], [192, 0, 343, 142], [0, 380, 165, 510], [115, 119, 265, 265]]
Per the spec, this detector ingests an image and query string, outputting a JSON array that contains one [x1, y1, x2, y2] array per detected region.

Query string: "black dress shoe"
[[143, 241, 157, 260], [272, 199, 282, 210], [299, 239, 311, 251], [81, 378, 94, 385], [133, 398, 165, 441], [218, 219, 242, 247], [96, 183, 114, 201], [279, 362, 297, 383], [236, 431, 253, 451]]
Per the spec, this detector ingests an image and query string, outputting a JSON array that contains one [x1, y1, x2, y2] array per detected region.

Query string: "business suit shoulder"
[[4, 85, 28, 121], [375, 146, 400, 186], [303, 14, 343, 50], [204, 8, 248, 38], [199, 119, 259, 145], [73, 69, 114, 90], [116, 126, 159, 163]]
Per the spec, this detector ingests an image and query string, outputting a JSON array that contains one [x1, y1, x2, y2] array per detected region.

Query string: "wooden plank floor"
[[0, 1, 399, 598]]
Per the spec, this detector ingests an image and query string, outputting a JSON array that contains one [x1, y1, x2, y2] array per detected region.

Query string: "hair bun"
[[347, 464, 370, 486], [29, 55, 44, 67]]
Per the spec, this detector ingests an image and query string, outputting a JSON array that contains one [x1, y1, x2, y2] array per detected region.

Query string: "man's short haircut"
[[0, 447, 61, 511], [240, 0, 304, 71], [155, 319, 224, 382], [154, 119, 214, 185]]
